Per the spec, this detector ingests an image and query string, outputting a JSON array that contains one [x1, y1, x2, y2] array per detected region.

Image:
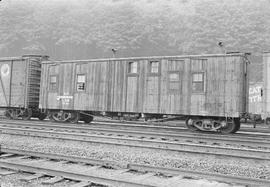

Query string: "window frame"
[[192, 72, 205, 93], [127, 61, 139, 76], [76, 74, 87, 92], [148, 60, 161, 76], [168, 71, 181, 93], [49, 75, 58, 92]]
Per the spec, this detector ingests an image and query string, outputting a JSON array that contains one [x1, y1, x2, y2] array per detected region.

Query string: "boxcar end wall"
[[0, 55, 48, 120]]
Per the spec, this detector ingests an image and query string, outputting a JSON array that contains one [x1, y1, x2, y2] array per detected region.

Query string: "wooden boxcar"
[[39, 53, 249, 133], [0, 55, 48, 119]]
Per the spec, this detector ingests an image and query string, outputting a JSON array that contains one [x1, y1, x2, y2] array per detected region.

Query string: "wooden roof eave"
[[42, 53, 249, 65]]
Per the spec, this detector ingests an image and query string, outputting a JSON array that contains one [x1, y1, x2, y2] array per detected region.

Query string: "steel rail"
[[0, 121, 269, 149], [94, 118, 270, 132], [0, 148, 269, 187], [1, 119, 270, 141], [0, 118, 269, 135], [1, 126, 270, 162], [2, 118, 270, 137], [129, 164, 270, 187], [92, 121, 270, 135]]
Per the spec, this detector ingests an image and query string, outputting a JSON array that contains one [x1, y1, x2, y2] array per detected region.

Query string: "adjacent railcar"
[[0, 55, 48, 119], [249, 82, 262, 114], [262, 52, 270, 123], [39, 53, 249, 133], [246, 82, 262, 121]]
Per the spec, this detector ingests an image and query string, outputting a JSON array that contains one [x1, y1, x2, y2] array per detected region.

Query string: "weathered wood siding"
[[0, 60, 13, 107], [0, 59, 26, 107], [40, 54, 248, 117]]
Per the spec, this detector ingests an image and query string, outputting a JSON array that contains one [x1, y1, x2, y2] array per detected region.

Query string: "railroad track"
[[0, 119, 270, 151], [1, 118, 270, 138], [94, 118, 270, 132], [93, 120, 270, 135], [0, 117, 269, 135], [0, 148, 269, 187], [0, 122, 270, 163]]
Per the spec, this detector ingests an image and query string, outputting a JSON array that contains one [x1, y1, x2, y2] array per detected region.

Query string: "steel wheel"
[[11, 109, 20, 120], [220, 118, 237, 134], [49, 111, 69, 122], [185, 117, 199, 131], [68, 112, 79, 123], [21, 109, 32, 120], [4, 109, 14, 119]]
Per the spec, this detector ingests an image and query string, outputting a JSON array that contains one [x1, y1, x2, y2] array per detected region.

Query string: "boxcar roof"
[[43, 53, 249, 64], [0, 55, 48, 62], [0, 56, 25, 61]]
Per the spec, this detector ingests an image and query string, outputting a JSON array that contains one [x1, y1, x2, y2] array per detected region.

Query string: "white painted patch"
[[56, 95, 73, 105], [1, 64, 10, 77], [56, 95, 73, 100]]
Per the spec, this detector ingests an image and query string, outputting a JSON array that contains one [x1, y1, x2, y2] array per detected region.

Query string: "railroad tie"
[[19, 173, 45, 181], [110, 169, 130, 176], [69, 181, 93, 187], [165, 175, 184, 182], [0, 168, 16, 176], [41, 176, 64, 184], [57, 160, 70, 164], [13, 156, 30, 160], [132, 172, 156, 182], [87, 165, 102, 170], [0, 153, 14, 158]]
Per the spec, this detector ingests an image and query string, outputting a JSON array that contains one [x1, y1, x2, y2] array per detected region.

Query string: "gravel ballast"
[[0, 134, 269, 181]]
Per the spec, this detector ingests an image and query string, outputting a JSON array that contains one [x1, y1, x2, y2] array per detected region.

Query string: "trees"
[[0, 0, 269, 81]]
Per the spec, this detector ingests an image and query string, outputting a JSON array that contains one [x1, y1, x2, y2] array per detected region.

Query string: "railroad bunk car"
[[39, 53, 249, 133], [0, 55, 48, 119]]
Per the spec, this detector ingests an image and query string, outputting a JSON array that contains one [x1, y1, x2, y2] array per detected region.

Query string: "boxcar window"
[[50, 75, 57, 91], [192, 72, 204, 92], [149, 61, 159, 73], [77, 74, 86, 91], [168, 72, 180, 91], [128, 62, 138, 74]]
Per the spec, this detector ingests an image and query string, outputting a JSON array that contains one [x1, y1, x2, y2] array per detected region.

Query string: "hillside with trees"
[[0, 0, 269, 81]]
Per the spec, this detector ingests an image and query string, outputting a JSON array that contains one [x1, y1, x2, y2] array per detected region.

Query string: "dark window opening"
[[149, 61, 159, 73], [77, 74, 86, 91], [128, 62, 138, 74], [192, 72, 204, 92]]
